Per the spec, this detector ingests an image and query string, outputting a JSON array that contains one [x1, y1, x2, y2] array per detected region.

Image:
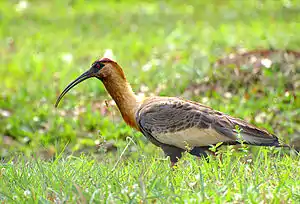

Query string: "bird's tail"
[[241, 132, 299, 154], [280, 143, 300, 154], [240, 132, 280, 146]]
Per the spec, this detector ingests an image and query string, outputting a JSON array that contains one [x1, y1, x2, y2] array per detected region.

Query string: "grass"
[[1, 148, 300, 203], [1, 0, 300, 203]]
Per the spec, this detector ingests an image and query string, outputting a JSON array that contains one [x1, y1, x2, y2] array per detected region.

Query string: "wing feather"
[[136, 97, 280, 149]]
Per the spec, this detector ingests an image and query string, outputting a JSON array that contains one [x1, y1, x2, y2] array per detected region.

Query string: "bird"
[[55, 57, 287, 166]]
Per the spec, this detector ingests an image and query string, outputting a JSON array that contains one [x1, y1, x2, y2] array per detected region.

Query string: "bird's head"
[[55, 57, 125, 107]]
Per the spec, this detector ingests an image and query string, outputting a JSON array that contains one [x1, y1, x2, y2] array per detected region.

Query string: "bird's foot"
[[170, 161, 180, 169]]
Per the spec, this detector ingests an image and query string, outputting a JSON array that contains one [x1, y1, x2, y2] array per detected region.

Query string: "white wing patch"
[[154, 127, 233, 150]]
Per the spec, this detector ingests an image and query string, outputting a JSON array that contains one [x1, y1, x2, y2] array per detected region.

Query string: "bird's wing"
[[136, 97, 279, 150]]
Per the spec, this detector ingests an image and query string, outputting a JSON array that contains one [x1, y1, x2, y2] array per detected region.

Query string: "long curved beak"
[[55, 69, 93, 107]]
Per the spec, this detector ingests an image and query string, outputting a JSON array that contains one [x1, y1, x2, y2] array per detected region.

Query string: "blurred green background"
[[1, 0, 299, 159]]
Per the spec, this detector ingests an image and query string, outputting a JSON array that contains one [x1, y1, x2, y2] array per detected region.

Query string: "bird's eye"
[[94, 62, 104, 69]]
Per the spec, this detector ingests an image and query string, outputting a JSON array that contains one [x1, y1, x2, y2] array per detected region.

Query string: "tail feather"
[[241, 132, 299, 154], [241, 132, 280, 147]]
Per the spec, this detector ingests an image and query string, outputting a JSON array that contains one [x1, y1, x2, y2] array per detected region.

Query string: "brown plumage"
[[55, 57, 286, 166]]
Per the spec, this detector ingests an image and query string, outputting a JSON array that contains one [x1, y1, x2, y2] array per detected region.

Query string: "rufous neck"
[[102, 76, 140, 129]]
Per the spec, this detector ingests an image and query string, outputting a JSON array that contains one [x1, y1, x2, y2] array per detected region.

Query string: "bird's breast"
[[152, 127, 232, 150]]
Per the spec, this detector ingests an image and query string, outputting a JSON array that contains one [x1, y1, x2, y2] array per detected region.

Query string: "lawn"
[[1, 0, 300, 203]]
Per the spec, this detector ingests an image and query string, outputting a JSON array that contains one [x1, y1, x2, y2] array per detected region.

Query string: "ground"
[[0, 0, 300, 203]]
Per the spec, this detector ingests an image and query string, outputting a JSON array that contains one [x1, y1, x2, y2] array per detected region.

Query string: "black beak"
[[55, 69, 94, 107]]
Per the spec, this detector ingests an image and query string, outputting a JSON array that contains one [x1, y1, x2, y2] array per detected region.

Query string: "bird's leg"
[[170, 162, 176, 168], [193, 146, 223, 162], [161, 145, 184, 167], [206, 147, 223, 162], [189, 146, 210, 162]]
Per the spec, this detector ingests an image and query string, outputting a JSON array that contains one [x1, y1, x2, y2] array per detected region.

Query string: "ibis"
[[55, 57, 286, 166]]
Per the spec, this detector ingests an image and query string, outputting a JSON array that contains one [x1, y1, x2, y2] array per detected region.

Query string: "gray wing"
[[136, 97, 279, 150]]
